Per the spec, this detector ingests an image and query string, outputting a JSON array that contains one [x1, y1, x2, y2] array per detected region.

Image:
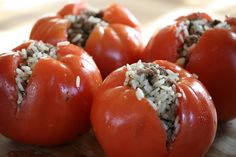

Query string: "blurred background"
[[1, 0, 236, 51]]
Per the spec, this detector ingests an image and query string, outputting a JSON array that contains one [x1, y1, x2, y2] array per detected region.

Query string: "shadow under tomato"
[[5, 132, 105, 157]]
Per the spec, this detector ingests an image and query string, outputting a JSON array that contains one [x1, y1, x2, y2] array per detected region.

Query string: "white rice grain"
[[136, 88, 145, 101], [76, 75, 80, 88], [57, 41, 70, 47]]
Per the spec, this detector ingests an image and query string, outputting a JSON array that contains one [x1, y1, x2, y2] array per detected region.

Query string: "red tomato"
[[30, 2, 143, 78], [91, 60, 217, 157], [143, 12, 236, 122], [0, 41, 102, 146]]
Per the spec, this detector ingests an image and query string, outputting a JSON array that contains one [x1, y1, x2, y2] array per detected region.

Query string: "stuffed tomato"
[[91, 60, 217, 157], [0, 40, 102, 146], [144, 12, 236, 122], [30, 1, 143, 78]]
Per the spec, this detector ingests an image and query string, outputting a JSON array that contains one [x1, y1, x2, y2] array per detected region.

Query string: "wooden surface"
[[0, 0, 236, 157], [0, 120, 235, 157]]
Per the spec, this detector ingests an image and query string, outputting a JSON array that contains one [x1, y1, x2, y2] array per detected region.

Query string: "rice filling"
[[124, 61, 181, 146], [176, 18, 231, 66], [65, 9, 108, 47], [15, 41, 57, 105]]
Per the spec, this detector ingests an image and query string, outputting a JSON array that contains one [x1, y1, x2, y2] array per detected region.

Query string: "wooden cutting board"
[[0, 119, 235, 157]]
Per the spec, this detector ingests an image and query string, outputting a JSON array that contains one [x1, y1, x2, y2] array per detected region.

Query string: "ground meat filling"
[[65, 9, 108, 47], [176, 18, 231, 66], [124, 61, 181, 146], [15, 41, 57, 105]]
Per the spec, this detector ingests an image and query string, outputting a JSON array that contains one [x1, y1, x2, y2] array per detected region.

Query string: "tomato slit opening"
[[175, 17, 231, 67], [65, 8, 108, 47], [15, 41, 58, 106], [124, 60, 182, 147]]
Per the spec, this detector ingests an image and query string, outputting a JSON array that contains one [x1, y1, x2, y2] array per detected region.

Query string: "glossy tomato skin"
[[57, 1, 88, 17], [30, 16, 70, 46], [85, 24, 143, 78], [91, 60, 217, 157], [186, 29, 236, 122], [30, 2, 143, 78], [102, 3, 140, 31], [0, 41, 102, 146], [143, 25, 181, 62], [143, 13, 236, 122]]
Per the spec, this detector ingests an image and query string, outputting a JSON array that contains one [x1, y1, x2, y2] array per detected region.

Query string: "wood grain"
[[0, 119, 235, 157]]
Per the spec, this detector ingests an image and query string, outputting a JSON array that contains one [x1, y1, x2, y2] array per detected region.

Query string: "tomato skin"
[[144, 13, 236, 122], [143, 25, 181, 62], [91, 60, 217, 157], [168, 78, 217, 157], [57, 1, 88, 17], [175, 12, 212, 22], [102, 3, 140, 31], [0, 42, 102, 146], [85, 24, 143, 77], [226, 16, 236, 33], [30, 16, 70, 46], [30, 2, 143, 78], [92, 87, 167, 157], [186, 29, 236, 122]]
